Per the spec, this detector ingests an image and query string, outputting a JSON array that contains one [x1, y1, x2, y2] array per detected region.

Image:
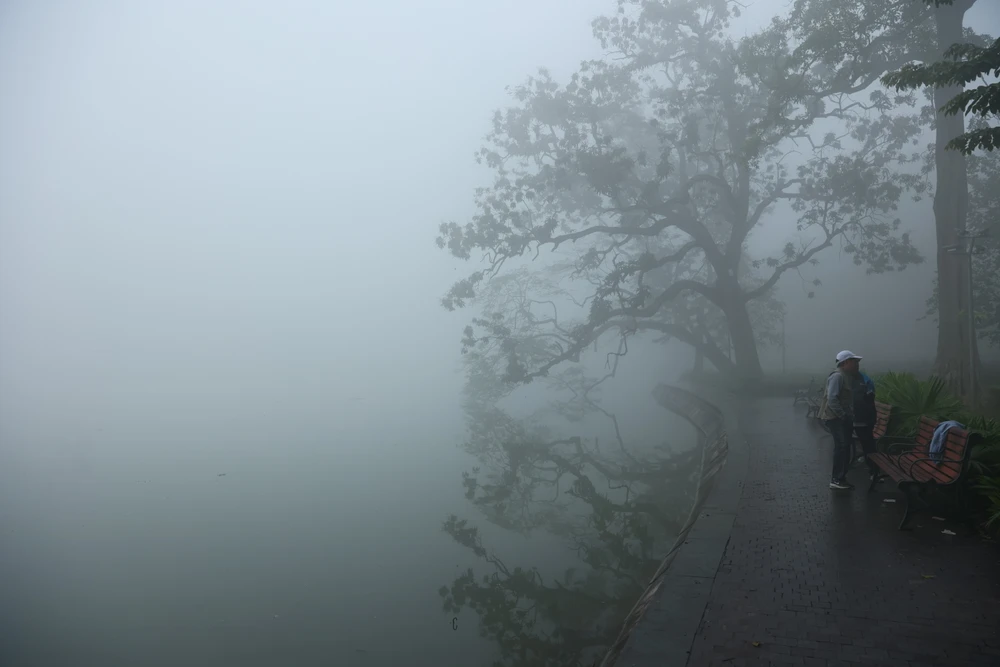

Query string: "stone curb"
[[597, 383, 748, 667]]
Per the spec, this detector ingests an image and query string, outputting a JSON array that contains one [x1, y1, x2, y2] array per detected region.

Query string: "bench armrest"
[[884, 440, 919, 455]]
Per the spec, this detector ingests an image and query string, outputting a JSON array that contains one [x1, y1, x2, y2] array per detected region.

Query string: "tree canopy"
[[438, 0, 925, 384], [883, 36, 1000, 153]]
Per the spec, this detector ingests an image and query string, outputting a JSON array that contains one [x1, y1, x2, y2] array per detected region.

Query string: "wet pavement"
[[686, 397, 1000, 667]]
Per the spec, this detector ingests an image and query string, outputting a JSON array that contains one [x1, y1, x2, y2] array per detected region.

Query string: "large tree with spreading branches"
[[438, 0, 924, 384]]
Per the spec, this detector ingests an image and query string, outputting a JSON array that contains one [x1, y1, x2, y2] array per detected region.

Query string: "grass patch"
[[683, 364, 1000, 411]]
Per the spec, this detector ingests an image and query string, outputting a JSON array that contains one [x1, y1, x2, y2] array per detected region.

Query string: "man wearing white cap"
[[818, 350, 865, 489]]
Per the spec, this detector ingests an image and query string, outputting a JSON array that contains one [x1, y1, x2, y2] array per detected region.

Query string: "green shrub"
[[961, 417, 1000, 529], [873, 371, 964, 436], [959, 415, 1000, 473]]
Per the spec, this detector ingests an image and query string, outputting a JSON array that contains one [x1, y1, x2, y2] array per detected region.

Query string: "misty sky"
[[2, 0, 999, 436], [0, 0, 612, 438]]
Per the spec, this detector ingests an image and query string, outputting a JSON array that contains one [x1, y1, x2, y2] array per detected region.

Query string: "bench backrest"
[[873, 401, 893, 440], [910, 416, 976, 483]]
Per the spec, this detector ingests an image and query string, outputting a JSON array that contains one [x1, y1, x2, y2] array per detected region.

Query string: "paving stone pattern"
[[687, 398, 1000, 667]]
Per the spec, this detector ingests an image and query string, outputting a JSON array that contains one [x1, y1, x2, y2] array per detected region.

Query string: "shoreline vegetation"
[[685, 366, 1000, 535]]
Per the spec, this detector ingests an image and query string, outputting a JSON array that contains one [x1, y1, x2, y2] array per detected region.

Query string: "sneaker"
[[829, 479, 853, 490]]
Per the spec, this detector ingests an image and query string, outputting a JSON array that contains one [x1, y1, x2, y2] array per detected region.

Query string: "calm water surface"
[[0, 389, 701, 667]]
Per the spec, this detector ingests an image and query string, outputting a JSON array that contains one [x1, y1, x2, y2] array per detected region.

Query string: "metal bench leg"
[[867, 469, 880, 493], [898, 484, 915, 531]]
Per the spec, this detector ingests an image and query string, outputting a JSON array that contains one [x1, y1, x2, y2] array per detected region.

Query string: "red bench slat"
[[867, 412, 978, 530], [872, 402, 892, 440], [869, 453, 907, 483], [897, 453, 962, 483], [871, 416, 973, 487]]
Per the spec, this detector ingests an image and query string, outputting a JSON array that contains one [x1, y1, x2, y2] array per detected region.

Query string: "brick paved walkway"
[[687, 398, 1000, 667]]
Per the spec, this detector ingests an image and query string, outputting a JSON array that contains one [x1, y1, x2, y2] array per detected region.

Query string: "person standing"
[[854, 370, 881, 481], [818, 350, 865, 490]]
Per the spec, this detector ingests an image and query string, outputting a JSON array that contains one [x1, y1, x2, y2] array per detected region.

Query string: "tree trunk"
[[721, 289, 763, 381], [686, 329, 736, 377], [932, 2, 980, 402]]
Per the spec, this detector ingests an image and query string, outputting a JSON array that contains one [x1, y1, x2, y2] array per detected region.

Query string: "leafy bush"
[[960, 414, 1000, 468], [873, 371, 964, 436], [960, 416, 1000, 528]]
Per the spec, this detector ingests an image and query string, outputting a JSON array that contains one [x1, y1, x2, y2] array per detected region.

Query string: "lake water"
[[0, 384, 701, 667]]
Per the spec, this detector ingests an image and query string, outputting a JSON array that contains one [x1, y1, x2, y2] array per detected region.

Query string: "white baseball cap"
[[836, 350, 862, 365]]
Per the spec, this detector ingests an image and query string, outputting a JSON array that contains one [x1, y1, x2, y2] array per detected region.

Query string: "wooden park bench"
[[864, 400, 894, 453], [804, 389, 822, 419], [846, 401, 895, 468], [868, 416, 980, 530], [871, 401, 893, 443], [793, 378, 823, 419], [792, 378, 814, 407]]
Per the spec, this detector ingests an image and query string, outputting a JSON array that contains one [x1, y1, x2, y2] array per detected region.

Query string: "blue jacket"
[[851, 372, 877, 426], [860, 372, 876, 396], [930, 421, 964, 462]]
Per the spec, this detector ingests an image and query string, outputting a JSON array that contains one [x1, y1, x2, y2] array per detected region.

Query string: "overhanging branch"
[[743, 234, 836, 301]]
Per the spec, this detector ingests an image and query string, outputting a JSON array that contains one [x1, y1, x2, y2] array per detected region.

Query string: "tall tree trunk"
[[683, 324, 735, 377], [693, 335, 737, 377], [932, 2, 980, 401], [728, 307, 763, 380], [720, 287, 763, 381]]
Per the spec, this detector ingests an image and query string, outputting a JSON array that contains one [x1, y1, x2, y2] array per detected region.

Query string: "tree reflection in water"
[[438, 274, 704, 666]]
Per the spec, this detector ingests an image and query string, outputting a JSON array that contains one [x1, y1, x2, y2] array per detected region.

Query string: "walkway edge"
[[597, 384, 748, 667]]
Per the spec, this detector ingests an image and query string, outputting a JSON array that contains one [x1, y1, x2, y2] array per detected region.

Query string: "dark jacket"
[[854, 372, 876, 426]]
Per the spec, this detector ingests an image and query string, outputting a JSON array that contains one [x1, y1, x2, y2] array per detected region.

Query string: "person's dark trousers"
[[854, 423, 879, 476], [825, 417, 853, 482]]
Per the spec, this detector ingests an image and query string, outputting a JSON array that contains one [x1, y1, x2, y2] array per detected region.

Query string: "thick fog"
[[2, 1, 999, 666], [0, 0, 612, 441]]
